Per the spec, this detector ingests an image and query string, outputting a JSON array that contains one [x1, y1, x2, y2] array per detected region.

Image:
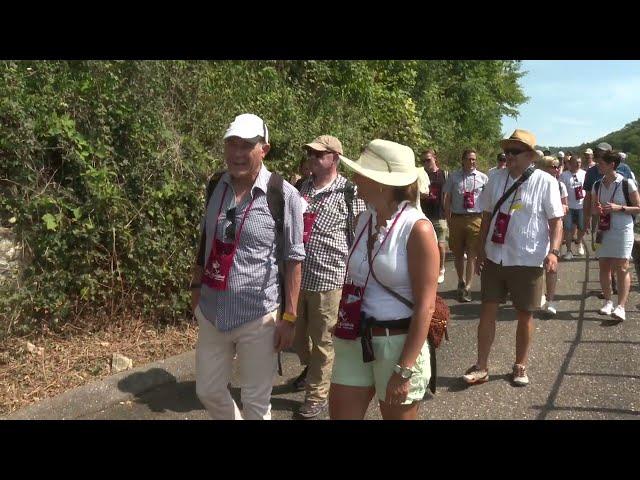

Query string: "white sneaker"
[[563, 251, 573, 260], [539, 294, 547, 309], [599, 301, 614, 315], [611, 305, 626, 321], [577, 244, 585, 256], [463, 252, 468, 260], [545, 302, 557, 316], [437, 268, 445, 284], [512, 364, 529, 387]]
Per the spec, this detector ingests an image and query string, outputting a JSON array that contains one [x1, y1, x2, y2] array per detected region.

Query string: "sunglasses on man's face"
[[503, 148, 526, 156], [225, 207, 237, 240], [307, 150, 333, 159]]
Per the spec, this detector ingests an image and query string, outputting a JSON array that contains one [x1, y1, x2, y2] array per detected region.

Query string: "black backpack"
[[296, 176, 358, 246], [593, 177, 637, 222], [196, 171, 285, 267]]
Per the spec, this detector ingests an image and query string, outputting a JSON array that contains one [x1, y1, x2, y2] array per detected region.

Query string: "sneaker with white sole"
[[563, 251, 573, 260], [577, 244, 585, 256], [545, 302, 557, 316], [437, 269, 445, 284], [512, 364, 529, 386], [599, 300, 614, 315], [462, 365, 489, 385], [611, 305, 626, 321]]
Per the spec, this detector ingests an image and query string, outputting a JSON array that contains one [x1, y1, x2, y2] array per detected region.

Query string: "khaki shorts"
[[431, 219, 449, 245], [448, 214, 482, 256], [481, 260, 544, 312]]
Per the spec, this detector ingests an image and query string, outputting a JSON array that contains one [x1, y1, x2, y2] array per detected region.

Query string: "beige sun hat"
[[339, 139, 430, 211]]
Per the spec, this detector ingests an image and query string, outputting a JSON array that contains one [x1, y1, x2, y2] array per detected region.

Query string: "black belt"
[[360, 314, 411, 363]]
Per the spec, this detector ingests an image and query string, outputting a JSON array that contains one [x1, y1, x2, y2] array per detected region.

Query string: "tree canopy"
[[0, 60, 526, 332]]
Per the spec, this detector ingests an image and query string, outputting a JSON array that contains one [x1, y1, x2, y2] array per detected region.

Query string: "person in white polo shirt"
[[559, 154, 587, 259], [462, 130, 564, 387]]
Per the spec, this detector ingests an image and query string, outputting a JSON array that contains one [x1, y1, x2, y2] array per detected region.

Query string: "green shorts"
[[331, 335, 431, 404]]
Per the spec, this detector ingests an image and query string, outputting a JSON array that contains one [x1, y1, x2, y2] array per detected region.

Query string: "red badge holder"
[[427, 184, 441, 203], [202, 184, 256, 291], [302, 211, 317, 244], [598, 213, 611, 231], [334, 204, 408, 341], [574, 185, 585, 200], [491, 212, 511, 244], [463, 191, 475, 209]]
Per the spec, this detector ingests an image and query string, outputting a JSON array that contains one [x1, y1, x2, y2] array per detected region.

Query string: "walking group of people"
[[189, 113, 637, 420]]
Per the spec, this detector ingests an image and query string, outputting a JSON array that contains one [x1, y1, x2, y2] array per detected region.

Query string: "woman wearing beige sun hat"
[[329, 139, 440, 420]]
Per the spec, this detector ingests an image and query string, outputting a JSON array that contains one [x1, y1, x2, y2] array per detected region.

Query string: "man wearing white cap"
[[191, 113, 307, 420], [462, 129, 564, 387]]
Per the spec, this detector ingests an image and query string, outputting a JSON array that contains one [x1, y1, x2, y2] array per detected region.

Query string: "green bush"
[[0, 60, 526, 334]]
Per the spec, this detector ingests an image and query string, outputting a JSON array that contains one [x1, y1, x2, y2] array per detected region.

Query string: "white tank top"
[[347, 201, 433, 321]]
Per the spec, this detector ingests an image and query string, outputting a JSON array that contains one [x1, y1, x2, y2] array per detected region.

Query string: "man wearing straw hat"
[[462, 130, 564, 387]]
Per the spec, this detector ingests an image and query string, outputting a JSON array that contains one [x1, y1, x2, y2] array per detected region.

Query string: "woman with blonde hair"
[[329, 139, 439, 420]]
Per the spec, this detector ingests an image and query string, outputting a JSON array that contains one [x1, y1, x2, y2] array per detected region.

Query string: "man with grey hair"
[[191, 113, 307, 420]]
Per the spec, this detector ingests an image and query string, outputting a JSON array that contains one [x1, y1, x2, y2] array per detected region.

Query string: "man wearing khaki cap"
[[291, 135, 366, 418], [462, 129, 564, 387]]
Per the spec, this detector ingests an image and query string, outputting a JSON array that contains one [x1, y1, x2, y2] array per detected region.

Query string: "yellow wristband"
[[282, 312, 297, 323]]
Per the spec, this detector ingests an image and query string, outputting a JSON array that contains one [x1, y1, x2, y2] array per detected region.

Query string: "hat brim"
[[339, 155, 418, 186], [303, 142, 337, 153], [499, 139, 535, 152]]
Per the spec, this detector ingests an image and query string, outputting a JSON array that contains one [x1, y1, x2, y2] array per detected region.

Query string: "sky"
[[501, 60, 640, 148]]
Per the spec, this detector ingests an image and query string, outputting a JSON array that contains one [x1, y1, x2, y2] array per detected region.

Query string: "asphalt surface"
[[6, 242, 640, 420]]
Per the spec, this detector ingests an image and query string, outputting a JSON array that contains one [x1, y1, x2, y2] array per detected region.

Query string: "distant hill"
[[541, 118, 640, 173]]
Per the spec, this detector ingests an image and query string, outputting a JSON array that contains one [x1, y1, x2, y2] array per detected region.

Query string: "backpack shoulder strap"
[[623, 178, 630, 206], [266, 172, 285, 237], [343, 180, 356, 246], [196, 171, 225, 266], [594, 178, 601, 195], [266, 172, 286, 273]]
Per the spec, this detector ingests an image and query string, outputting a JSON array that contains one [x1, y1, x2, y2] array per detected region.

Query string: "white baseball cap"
[[584, 148, 593, 155], [557, 151, 565, 158], [223, 113, 269, 143]]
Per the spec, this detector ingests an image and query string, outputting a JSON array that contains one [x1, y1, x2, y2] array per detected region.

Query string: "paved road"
[[8, 243, 640, 420]]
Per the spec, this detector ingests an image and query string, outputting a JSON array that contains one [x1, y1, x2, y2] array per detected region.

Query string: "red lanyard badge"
[[463, 174, 477, 209], [334, 204, 408, 340], [202, 183, 256, 291]]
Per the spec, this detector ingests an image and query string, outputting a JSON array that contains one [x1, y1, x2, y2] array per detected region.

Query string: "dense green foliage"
[[0, 60, 526, 333]]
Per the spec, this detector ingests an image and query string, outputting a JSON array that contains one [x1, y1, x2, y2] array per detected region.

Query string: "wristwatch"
[[393, 364, 414, 379], [549, 249, 560, 258], [621, 206, 626, 213]]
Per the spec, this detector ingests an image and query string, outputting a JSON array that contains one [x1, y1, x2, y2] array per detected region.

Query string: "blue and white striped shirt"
[[198, 165, 306, 332]]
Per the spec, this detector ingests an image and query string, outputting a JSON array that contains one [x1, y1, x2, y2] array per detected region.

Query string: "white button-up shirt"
[[479, 168, 565, 267], [559, 169, 586, 210]]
